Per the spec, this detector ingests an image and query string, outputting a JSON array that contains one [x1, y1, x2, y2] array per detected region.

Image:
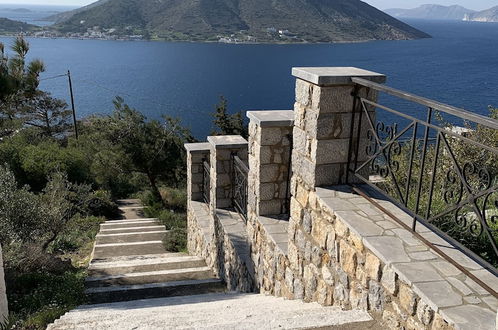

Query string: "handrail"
[[352, 77, 498, 130]]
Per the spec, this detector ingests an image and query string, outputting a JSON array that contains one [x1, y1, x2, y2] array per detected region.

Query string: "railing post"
[[247, 110, 294, 219], [185, 143, 211, 205], [207, 135, 248, 213], [291, 67, 386, 188], [0, 245, 8, 322]]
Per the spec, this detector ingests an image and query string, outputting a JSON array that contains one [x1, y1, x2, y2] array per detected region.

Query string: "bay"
[[1, 19, 497, 138]]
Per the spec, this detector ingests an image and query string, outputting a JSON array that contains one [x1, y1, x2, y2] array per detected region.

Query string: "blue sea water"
[[0, 4, 76, 26], [0, 17, 497, 138]]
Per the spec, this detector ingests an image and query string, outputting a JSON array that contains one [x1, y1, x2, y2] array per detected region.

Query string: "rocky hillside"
[[51, 0, 430, 43], [463, 6, 498, 23], [385, 4, 475, 20], [0, 18, 39, 34]]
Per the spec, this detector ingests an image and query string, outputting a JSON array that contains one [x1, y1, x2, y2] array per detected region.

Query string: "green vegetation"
[[51, 0, 430, 43], [0, 18, 39, 35], [0, 37, 194, 329], [376, 107, 498, 266]]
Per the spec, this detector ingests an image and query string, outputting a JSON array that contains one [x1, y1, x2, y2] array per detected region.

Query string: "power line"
[[39, 73, 68, 82]]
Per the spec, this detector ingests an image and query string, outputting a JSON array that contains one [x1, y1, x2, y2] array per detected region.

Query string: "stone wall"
[[186, 67, 497, 330], [0, 245, 8, 323]]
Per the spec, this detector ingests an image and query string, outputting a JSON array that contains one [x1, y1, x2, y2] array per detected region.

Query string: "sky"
[[0, 0, 495, 11]]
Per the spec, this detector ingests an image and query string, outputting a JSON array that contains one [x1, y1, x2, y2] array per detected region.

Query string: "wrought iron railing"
[[347, 78, 498, 277], [231, 153, 249, 222], [202, 158, 210, 204]]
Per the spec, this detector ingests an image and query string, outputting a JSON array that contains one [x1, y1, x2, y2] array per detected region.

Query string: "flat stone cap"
[[208, 135, 248, 149], [246, 110, 294, 127], [292, 67, 386, 86], [184, 142, 211, 153]]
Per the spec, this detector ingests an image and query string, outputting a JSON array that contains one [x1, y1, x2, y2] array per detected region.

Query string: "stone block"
[[365, 253, 381, 281], [339, 241, 357, 276], [393, 262, 443, 286], [413, 281, 462, 311], [260, 127, 284, 146], [312, 139, 350, 165], [260, 164, 280, 183], [292, 67, 386, 87], [368, 280, 385, 312], [363, 236, 410, 266], [439, 305, 496, 330], [381, 265, 398, 295], [399, 284, 417, 316]]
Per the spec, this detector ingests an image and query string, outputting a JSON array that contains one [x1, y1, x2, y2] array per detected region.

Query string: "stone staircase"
[[85, 199, 225, 304], [48, 292, 376, 330]]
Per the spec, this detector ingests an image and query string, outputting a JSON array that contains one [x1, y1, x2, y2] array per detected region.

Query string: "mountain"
[[45, 0, 111, 23], [0, 17, 39, 34], [385, 4, 475, 20], [463, 6, 498, 22], [51, 0, 430, 43]]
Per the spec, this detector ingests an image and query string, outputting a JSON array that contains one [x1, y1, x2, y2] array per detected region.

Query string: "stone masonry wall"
[[247, 120, 292, 217], [186, 68, 497, 330], [187, 201, 255, 293]]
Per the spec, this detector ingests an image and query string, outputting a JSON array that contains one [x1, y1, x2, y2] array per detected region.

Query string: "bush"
[[163, 228, 187, 252], [87, 190, 119, 218], [7, 270, 87, 329]]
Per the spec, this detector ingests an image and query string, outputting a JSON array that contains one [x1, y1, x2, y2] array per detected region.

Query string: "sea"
[[0, 5, 497, 138]]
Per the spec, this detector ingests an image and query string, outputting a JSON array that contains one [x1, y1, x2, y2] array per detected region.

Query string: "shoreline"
[[0, 33, 426, 45]]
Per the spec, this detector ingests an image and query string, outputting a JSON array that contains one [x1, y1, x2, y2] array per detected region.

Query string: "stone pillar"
[[287, 67, 386, 284], [0, 245, 8, 322], [291, 67, 386, 189], [207, 135, 248, 211], [185, 143, 211, 204], [247, 110, 294, 218]]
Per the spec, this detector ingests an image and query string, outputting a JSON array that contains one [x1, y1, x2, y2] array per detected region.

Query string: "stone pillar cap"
[[184, 142, 211, 153], [207, 135, 248, 149], [246, 110, 294, 127], [292, 67, 386, 86]]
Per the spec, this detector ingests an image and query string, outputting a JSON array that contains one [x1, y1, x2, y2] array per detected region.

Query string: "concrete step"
[[95, 231, 167, 244], [86, 266, 215, 288], [99, 225, 165, 234], [85, 279, 226, 304], [49, 293, 374, 329], [88, 255, 207, 276], [92, 241, 166, 259], [100, 220, 159, 229], [103, 218, 158, 224]]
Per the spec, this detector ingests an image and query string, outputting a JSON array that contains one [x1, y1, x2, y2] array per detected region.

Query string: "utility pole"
[[67, 70, 79, 139]]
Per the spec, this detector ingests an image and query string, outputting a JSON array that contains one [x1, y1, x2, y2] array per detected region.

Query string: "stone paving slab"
[[315, 185, 498, 330], [48, 293, 373, 330]]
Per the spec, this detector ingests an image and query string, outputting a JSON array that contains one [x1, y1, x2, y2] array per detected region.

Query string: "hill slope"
[[463, 6, 498, 23], [385, 4, 475, 20], [0, 17, 39, 34], [52, 0, 430, 43]]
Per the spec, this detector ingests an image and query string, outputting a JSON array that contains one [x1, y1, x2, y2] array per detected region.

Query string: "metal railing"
[[202, 158, 210, 204], [346, 78, 498, 281], [231, 153, 249, 222]]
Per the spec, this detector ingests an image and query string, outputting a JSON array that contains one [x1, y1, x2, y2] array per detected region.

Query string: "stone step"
[[88, 255, 206, 276], [85, 279, 226, 304], [49, 292, 374, 329], [103, 218, 158, 224], [100, 220, 159, 229], [85, 266, 215, 288], [95, 231, 167, 244], [92, 241, 166, 259], [99, 225, 165, 234]]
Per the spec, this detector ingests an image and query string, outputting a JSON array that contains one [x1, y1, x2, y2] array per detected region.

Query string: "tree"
[[39, 171, 92, 250], [211, 95, 248, 138], [23, 91, 72, 137], [89, 97, 194, 203], [0, 165, 42, 244]]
